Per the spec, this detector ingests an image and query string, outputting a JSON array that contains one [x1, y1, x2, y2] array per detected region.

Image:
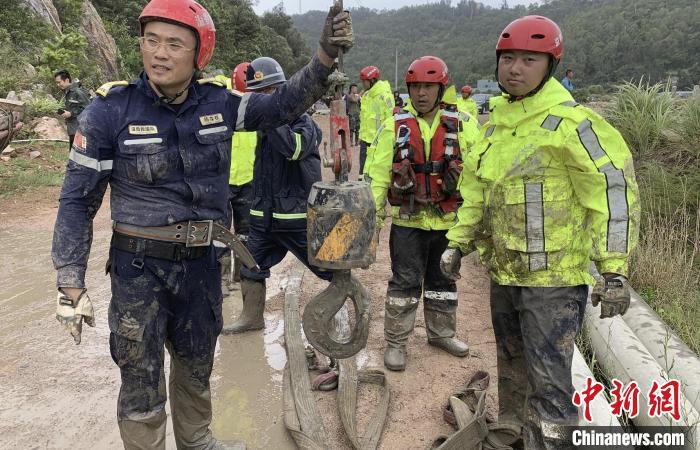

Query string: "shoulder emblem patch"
[[73, 131, 87, 152], [96, 80, 129, 97]]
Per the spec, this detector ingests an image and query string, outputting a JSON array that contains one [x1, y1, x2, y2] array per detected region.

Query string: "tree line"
[[292, 0, 700, 92]]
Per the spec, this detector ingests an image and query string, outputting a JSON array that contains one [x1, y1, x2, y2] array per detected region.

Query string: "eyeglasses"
[[139, 37, 194, 56]]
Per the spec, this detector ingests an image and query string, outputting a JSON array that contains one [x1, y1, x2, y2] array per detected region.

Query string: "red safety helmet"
[[232, 62, 250, 92], [496, 15, 563, 62], [461, 85, 472, 94], [359, 66, 380, 81], [405, 56, 449, 86], [139, 0, 216, 71]]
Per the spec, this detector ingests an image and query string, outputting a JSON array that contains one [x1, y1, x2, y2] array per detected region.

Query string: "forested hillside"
[[0, 0, 310, 96], [293, 0, 699, 90]]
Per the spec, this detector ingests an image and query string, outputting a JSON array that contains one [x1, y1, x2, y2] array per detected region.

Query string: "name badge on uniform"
[[200, 113, 224, 126], [128, 125, 158, 135]]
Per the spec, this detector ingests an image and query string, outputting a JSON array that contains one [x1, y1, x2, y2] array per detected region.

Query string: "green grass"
[[600, 81, 700, 356], [629, 165, 700, 355], [0, 142, 67, 196], [677, 93, 700, 156], [608, 79, 677, 161]]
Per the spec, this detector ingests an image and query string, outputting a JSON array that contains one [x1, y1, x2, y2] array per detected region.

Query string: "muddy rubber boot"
[[219, 251, 232, 297], [168, 347, 217, 450], [383, 296, 419, 371], [232, 257, 242, 283], [221, 279, 266, 335], [425, 308, 469, 357], [118, 408, 167, 450]]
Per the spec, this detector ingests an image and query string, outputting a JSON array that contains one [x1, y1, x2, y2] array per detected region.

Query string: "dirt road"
[[0, 114, 496, 449]]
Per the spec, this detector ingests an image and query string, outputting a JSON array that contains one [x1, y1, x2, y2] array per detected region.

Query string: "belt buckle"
[[185, 220, 213, 247]]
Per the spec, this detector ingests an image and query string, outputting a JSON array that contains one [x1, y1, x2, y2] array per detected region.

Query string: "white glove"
[[56, 290, 95, 345], [440, 247, 463, 281]]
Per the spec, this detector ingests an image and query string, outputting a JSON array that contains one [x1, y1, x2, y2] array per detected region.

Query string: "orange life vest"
[[387, 105, 463, 217]]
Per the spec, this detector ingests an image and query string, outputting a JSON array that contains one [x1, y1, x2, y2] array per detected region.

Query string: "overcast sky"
[[252, 0, 537, 15]]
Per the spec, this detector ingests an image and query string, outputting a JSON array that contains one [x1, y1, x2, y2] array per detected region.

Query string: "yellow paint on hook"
[[315, 213, 362, 262]]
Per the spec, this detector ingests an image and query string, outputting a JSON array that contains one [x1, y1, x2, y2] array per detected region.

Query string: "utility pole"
[[299, 0, 302, 14], [394, 48, 398, 91]]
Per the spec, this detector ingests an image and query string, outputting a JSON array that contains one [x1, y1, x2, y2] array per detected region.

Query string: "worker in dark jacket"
[[222, 57, 333, 335], [54, 69, 91, 150]]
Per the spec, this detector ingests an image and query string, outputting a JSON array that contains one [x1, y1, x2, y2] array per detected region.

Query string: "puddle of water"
[[210, 256, 296, 450]]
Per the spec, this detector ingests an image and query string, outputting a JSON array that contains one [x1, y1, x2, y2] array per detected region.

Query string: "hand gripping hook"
[[302, 270, 371, 359]]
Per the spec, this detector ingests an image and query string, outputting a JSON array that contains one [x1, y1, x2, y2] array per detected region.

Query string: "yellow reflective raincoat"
[[359, 79, 394, 144], [215, 75, 257, 186], [446, 78, 639, 287], [368, 86, 481, 231], [456, 97, 478, 122], [229, 131, 256, 185]]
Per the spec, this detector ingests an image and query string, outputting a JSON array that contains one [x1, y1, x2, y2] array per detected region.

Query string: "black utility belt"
[[111, 231, 210, 263], [412, 161, 446, 174]]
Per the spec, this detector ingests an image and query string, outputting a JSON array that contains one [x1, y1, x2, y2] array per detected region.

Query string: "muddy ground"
[[0, 114, 496, 449]]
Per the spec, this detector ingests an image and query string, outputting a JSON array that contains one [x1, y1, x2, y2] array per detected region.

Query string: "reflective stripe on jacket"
[[359, 80, 394, 143], [368, 87, 480, 231], [387, 105, 463, 215], [249, 113, 322, 231], [446, 78, 640, 287]]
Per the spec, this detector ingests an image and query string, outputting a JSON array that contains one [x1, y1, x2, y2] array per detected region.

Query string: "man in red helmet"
[[358, 65, 393, 179], [366, 56, 479, 372], [457, 85, 478, 121], [441, 16, 639, 449], [50, 0, 353, 447]]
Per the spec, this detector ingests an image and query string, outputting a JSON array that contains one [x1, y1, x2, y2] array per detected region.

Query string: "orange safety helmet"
[[461, 85, 472, 94], [139, 0, 216, 71], [405, 56, 449, 86], [359, 66, 380, 81], [232, 62, 250, 92], [496, 15, 563, 62]]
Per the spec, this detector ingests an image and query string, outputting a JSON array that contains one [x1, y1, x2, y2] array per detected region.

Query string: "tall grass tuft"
[[677, 93, 700, 156], [629, 166, 700, 354], [608, 79, 676, 160]]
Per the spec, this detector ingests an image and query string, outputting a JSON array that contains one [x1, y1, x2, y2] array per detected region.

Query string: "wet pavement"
[[0, 202, 297, 449], [211, 261, 296, 449]]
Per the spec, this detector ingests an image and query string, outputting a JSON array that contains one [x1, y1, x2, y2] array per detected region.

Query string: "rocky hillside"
[[0, 0, 310, 97]]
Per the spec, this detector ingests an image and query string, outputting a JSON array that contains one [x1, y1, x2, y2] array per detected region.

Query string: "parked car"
[[472, 93, 492, 114]]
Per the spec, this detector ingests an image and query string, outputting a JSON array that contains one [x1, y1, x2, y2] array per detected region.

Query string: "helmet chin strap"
[[154, 85, 187, 104], [409, 84, 445, 116], [496, 56, 559, 102], [151, 72, 195, 105]]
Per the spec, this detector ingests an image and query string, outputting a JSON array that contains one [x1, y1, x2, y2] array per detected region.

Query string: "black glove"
[[319, 3, 354, 58], [591, 274, 631, 319]]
